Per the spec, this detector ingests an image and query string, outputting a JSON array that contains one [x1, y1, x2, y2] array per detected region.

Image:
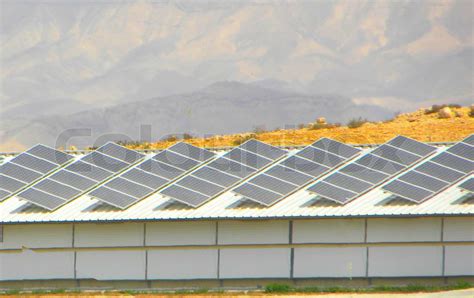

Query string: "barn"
[[0, 136, 473, 290]]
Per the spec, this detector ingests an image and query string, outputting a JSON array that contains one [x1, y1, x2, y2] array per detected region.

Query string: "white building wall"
[[368, 246, 443, 277], [367, 218, 441, 242], [293, 219, 365, 243], [74, 223, 144, 247], [0, 217, 472, 281], [219, 248, 290, 278], [443, 218, 474, 241], [294, 247, 366, 278], [148, 249, 218, 279], [444, 245, 474, 276], [76, 250, 146, 280], [218, 220, 288, 244], [0, 250, 74, 280], [146, 221, 215, 246], [0, 224, 72, 249]]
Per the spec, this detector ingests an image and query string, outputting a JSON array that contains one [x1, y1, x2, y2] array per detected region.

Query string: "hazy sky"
[[0, 0, 472, 149]]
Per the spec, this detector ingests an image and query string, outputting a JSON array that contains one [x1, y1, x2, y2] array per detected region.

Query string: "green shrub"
[[425, 104, 462, 114], [182, 133, 194, 140], [253, 125, 267, 134], [163, 135, 178, 142], [265, 283, 293, 293], [233, 134, 257, 145], [308, 122, 341, 130], [347, 117, 368, 128]]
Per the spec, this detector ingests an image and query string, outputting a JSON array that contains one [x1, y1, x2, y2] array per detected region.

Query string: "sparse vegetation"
[[264, 283, 292, 293], [163, 135, 178, 142], [425, 103, 462, 114], [264, 281, 472, 294], [308, 122, 341, 130], [0, 281, 471, 295], [253, 125, 267, 134], [118, 105, 472, 150], [347, 117, 368, 128], [233, 133, 257, 145], [182, 133, 194, 140], [117, 140, 143, 147]]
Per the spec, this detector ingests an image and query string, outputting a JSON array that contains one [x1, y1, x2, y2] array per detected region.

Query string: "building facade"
[[0, 216, 473, 288]]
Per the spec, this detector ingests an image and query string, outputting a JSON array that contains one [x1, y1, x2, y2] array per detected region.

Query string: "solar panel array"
[[458, 177, 474, 193], [16, 143, 145, 210], [89, 142, 216, 209], [232, 138, 361, 206], [307, 136, 437, 204], [0, 145, 75, 202], [383, 135, 474, 202], [160, 139, 287, 207]]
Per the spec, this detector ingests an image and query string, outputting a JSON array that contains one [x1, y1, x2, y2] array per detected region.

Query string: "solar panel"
[[16, 142, 145, 210], [382, 135, 474, 203], [307, 136, 438, 204], [88, 142, 216, 209], [232, 138, 361, 206], [458, 177, 474, 193], [159, 139, 287, 207], [0, 145, 74, 202]]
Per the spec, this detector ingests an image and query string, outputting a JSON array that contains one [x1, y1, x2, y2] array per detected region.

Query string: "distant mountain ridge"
[[1, 0, 472, 121], [0, 81, 392, 150]]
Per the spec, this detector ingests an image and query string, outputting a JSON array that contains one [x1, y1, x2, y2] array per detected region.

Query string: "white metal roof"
[[0, 147, 472, 224]]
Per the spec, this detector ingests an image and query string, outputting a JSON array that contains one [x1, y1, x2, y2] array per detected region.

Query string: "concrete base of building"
[[0, 277, 473, 291]]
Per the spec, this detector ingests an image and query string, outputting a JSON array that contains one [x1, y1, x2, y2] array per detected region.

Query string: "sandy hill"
[[124, 105, 474, 150]]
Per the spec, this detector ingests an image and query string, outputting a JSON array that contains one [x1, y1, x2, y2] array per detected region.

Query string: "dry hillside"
[[124, 105, 474, 150]]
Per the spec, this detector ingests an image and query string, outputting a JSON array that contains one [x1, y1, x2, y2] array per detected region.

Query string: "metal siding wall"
[[367, 218, 441, 242], [76, 251, 146, 280], [218, 220, 288, 244], [219, 248, 290, 278], [74, 223, 144, 247], [146, 221, 215, 246], [293, 219, 365, 243], [444, 245, 474, 276], [294, 247, 366, 278], [368, 246, 443, 277], [0, 224, 72, 249], [443, 218, 474, 241], [0, 250, 74, 280], [147, 249, 218, 279]]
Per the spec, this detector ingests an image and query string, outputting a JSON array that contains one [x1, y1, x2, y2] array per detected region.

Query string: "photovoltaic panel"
[[232, 138, 361, 206], [16, 142, 145, 210], [308, 136, 437, 204], [462, 134, 474, 146], [89, 142, 216, 209], [0, 145, 75, 202], [458, 178, 474, 193], [382, 135, 474, 203], [160, 139, 288, 207]]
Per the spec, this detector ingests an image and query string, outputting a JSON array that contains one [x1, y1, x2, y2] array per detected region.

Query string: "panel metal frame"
[[88, 142, 217, 209], [159, 139, 288, 208], [16, 142, 145, 211], [382, 135, 474, 203], [307, 135, 438, 205], [458, 177, 474, 193], [0, 144, 75, 202], [232, 138, 362, 207]]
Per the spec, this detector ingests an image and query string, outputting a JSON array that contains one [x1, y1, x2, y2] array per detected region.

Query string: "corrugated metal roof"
[[1, 146, 472, 224]]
